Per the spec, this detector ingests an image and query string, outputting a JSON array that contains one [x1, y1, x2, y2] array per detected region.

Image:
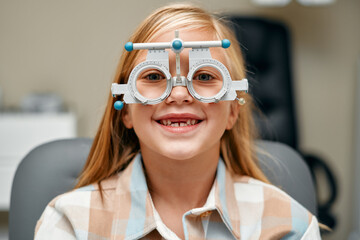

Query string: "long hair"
[[75, 3, 269, 191]]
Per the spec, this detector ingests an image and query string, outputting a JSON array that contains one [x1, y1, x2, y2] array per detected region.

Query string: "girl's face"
[[123, 28, 240, 161]]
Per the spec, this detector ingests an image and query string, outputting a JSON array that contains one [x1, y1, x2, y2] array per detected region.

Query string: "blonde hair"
[[75, 3, 269, 191]]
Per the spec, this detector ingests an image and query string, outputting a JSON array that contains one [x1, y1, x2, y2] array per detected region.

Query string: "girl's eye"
[[194, 74, 213, 81], [146, 73, 164, 81]]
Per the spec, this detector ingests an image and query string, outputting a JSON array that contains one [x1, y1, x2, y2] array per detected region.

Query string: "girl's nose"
[[165, 86, 194, 105]]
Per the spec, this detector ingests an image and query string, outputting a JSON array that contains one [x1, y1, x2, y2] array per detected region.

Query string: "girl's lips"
[[154, 113, 204, 134], [154, 113, 203, 121]]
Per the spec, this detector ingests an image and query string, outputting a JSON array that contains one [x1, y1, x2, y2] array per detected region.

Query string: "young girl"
[[35, 3, 321, 240]]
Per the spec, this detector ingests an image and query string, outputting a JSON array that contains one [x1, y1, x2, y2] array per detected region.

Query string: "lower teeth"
[[159, 120, 200, 126]]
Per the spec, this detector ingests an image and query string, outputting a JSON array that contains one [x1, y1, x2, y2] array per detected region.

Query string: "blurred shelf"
[[0, 112, 77, 210]]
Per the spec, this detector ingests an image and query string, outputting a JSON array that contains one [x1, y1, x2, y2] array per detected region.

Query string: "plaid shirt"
[[35, 153, 321, 239]]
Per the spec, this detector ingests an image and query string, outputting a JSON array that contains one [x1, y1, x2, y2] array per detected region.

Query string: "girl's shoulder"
[[232, 174, 308, 204], [35, 174, 121, 238], [229, 175, 320, 239], [46, 173, 120, 210]]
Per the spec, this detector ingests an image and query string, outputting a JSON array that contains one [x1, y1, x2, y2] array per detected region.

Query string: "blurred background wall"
[[0, 0, 359, 239]]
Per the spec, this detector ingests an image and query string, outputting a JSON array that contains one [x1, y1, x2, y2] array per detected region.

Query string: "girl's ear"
[[122, 107, 133, 129], [226, 101, 241, 130]]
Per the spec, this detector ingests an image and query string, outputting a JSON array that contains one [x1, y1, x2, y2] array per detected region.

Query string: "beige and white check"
[[35, 153, 321, 239]]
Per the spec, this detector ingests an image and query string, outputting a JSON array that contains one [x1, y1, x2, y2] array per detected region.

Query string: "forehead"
[[134, 28, 229, 66], [153, 28, 216, 42]]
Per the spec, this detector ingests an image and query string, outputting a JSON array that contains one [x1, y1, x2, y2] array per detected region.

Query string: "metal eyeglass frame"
[[111, 31, 248, 109]]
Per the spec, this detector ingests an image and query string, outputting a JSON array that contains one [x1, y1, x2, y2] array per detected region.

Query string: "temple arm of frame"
[[232, 79, 249, 92], [111, 83, 128, 96]]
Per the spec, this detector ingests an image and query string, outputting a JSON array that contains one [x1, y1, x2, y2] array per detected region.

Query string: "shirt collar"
[[114, 153, 241, 240]]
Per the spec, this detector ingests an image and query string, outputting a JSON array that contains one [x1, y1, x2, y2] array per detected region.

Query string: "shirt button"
[[200, 211, 212, 218]]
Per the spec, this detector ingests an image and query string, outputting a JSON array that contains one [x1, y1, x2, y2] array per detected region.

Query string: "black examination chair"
[[227, 16, 338, 229]]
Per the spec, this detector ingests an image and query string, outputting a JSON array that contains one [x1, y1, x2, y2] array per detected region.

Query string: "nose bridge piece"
[[171, 76, 187, 87], [167, 76, 192, 103]]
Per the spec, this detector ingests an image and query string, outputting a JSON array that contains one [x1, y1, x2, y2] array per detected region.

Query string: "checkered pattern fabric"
[[35, 153, 321, 239]]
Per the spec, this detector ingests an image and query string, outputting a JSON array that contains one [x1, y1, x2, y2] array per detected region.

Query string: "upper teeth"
[[160, 119, 198, 127]]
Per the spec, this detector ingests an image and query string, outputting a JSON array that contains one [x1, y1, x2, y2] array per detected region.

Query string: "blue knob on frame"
[[124, 42, 133, 52], [172, 40, 182, 50], [221, 39, 231, 49], [114, 101, 124, 110]]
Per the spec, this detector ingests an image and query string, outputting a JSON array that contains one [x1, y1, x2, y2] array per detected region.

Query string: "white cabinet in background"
[[0, 113, 76, 210]]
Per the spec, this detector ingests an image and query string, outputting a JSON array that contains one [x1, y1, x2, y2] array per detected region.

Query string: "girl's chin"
[[158, 148, 201, 161]]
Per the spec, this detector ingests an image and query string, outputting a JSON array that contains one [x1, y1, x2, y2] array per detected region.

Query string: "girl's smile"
[[154, 112, 203, 134]]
